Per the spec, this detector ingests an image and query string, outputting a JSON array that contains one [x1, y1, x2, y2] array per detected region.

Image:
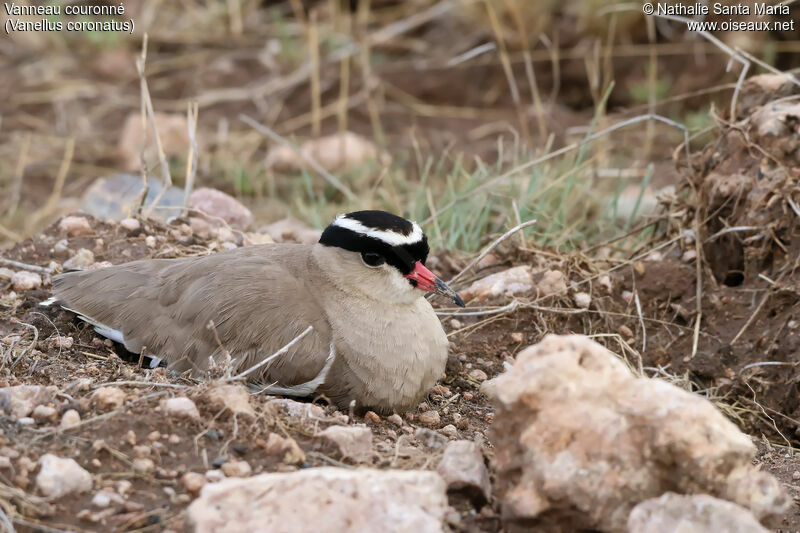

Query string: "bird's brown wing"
[[52, 244, 333, 386]]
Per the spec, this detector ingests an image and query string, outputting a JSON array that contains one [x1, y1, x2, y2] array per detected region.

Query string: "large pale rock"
[[436, 440, 491, 503], [0, 386, 53, 419], [460, 266, 534, 302], [266, 131, 389, 174], [118, 112, 192, 172], [188, 467, 447, 533], [81, 174, 183, 221], [189, 188, 253, 231], [260, 218, 321, 244], [627, 493, 768, 533], [36, 454, 92, 499], [317, 426, 373, 462], [488, 335, 790, 532]]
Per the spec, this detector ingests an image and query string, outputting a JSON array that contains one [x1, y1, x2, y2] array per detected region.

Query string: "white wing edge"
[[259, 342, 336, 397]]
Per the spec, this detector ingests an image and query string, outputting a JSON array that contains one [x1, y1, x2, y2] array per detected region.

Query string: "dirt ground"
[[1, 202, 800, 531]]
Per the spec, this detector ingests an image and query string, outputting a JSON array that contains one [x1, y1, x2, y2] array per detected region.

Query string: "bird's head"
[[317, 210, 464, 307]]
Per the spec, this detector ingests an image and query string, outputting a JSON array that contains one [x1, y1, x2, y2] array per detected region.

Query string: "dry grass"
[[3, 0, 793, 250]]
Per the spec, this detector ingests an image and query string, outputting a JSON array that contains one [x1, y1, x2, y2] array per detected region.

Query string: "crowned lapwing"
[[45, 210, 464, 413]]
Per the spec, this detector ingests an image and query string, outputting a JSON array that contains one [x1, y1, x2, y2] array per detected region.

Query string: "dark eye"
[[361, 252, 385, 267]]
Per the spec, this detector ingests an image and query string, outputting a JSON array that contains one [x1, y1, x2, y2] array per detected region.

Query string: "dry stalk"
[[484, 0, 530, 146], [447, 219, 537, 285], [0, 258, 52, 274], [504, 0, 547, 139], [633, 291, 646, 353], [337, 12, 352, 137], [226, 0, 243, 37], [358, 0, 386, 148], [182, 101, 200, 215], [228, 325, 314, 381], [30, 137, 75, 228], [6, 134, 30, 216], [308, 8, 322, 138], [645, 14, 657, 160], [239, 114, 357, 201], [136, 34, 174, 219]]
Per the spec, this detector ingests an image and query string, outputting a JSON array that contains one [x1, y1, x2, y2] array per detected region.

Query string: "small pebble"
[[145, 235, 157, 248], [53, 239, 69, 254], [221, 460, 251, 478], [120, 218, 141, 232], [430, 385, 450, 396], [182, 472, 206, 494], [364, 411, 381, 424], [91, 491, 112, 508], [160, 397, 200, 420], [59, 215, 92, 236], [573, 291, 591, 309], [418, 410, 441, 427], [205, 470, 225, 482], [63, 248, 95, 270], [510, 332, 524, 343], [0, 447, 20, 459], [387, 414, 403, 427], [439, 424, 458, 439], [132, 458, 155, 473], [52, 336, 74, 350], [469, 369, 488, 382], [133, 445, 151, 458], [449, 319, 463, 329], [92, 387, 127, 410], [117, 480, 132, 496], [793, 471, 800, 481], [32, 405, 57, 424], [60, 409, 81, 429], [216, 227, 237, 243], [622, 290, 634, 305]]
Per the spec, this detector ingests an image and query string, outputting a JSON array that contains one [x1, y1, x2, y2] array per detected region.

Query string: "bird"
[[44, 210, 464, 414]]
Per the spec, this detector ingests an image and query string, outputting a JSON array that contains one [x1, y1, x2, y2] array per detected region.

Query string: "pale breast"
[[321, 292, 448, 412]]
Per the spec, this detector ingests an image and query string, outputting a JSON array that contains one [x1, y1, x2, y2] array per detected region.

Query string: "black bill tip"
[[434, 277, 466, 308], [453, 293, 465, 308]]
